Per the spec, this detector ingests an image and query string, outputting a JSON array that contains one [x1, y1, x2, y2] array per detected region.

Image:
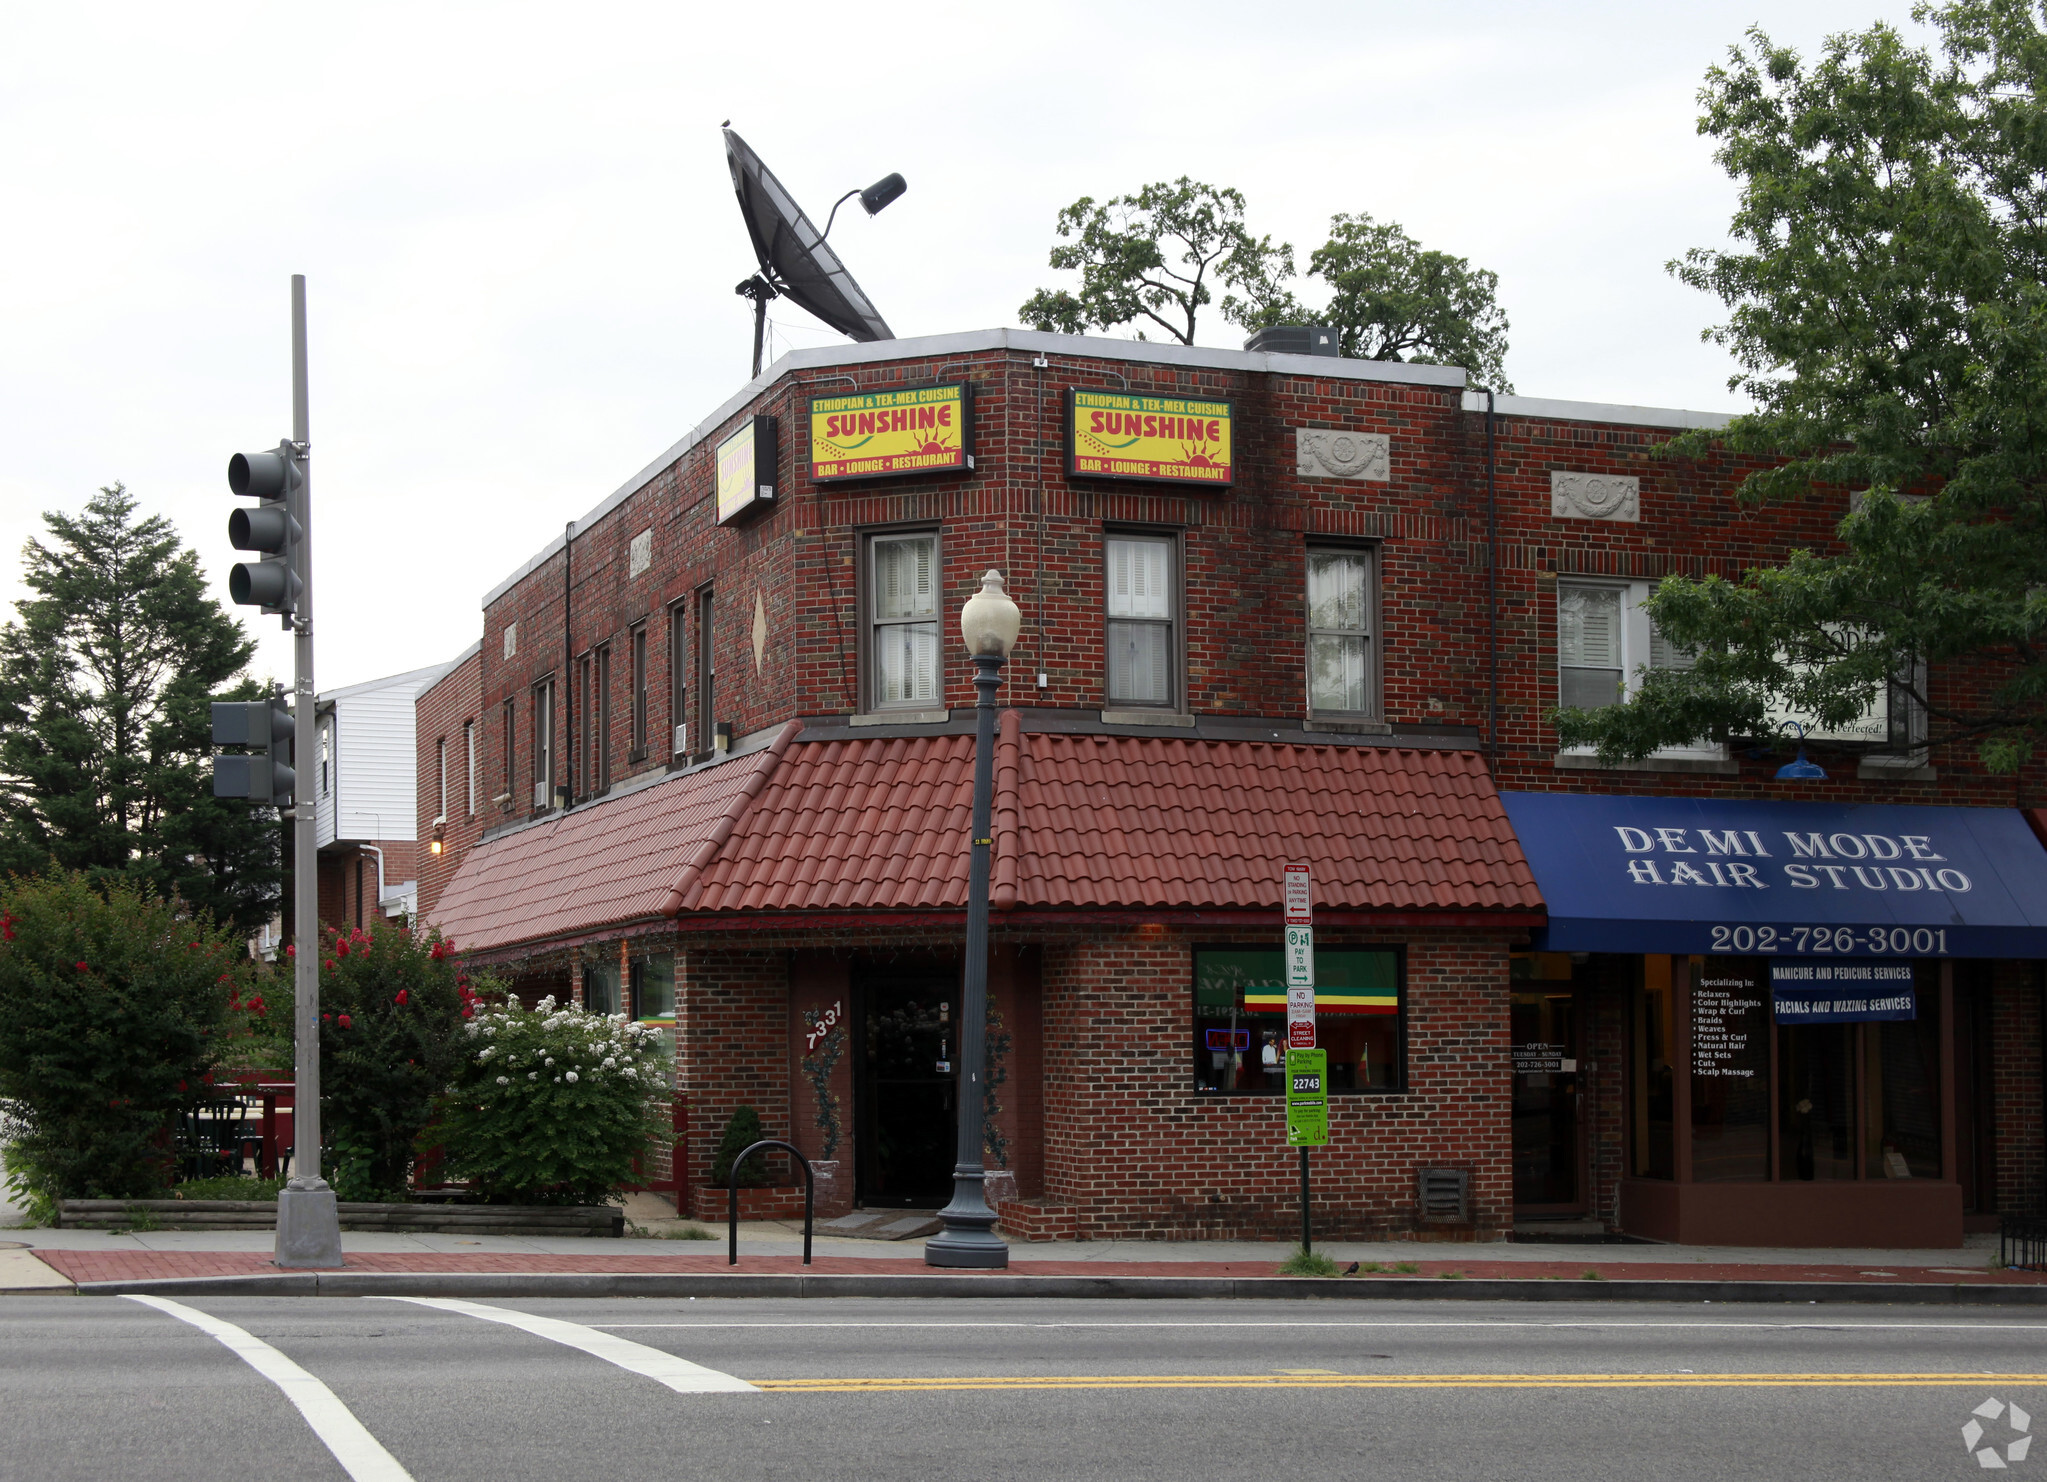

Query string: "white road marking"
[[122, 1294, 414, 1482], [587, 1320, 2047, 1332], [374, 1296, 756, 1393]]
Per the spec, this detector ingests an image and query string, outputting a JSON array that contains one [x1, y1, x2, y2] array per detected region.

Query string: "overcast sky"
[[0, 0, 1923, 693]]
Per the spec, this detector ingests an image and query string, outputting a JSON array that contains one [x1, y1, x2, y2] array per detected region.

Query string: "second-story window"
[[499, 699, 514, 805], [695, 587, 715, 757], [668, 602, 688, 756], [436, 736, 447, 822], [1558, 582, 1626, 710], [629, 625, 648, 760], [1105, 533, 1175, 708], [595, 644, 612, 791], [1557, 578, 1723, 761], [464, 719, 476, 817], [870, 531, 939, 709], [531, 678, 554, 811], [1307, 546, 1377, 716]]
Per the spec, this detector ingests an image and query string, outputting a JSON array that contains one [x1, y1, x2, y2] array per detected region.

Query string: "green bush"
[[709, 1105, 772, 1187], [0, 871, 254, 1201], [172, 1175, 285, 1201], [437, 994, 668, 1206], [314, 922, 473, 1202]]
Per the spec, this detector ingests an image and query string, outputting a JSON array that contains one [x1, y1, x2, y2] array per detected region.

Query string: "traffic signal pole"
[[274, 274, 342, 1269]]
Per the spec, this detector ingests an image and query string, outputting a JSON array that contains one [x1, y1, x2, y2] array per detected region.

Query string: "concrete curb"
[[64, 1271, 2047, 1304]]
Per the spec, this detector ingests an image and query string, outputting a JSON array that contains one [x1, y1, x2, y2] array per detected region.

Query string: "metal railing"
[[2002, 1211, 2047, 1273], [726, 1139, 813, 1266]]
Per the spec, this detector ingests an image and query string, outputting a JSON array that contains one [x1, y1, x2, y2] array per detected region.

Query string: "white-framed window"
[[1106, 533, 1176, 708], [531, 678, 555, 811], [464, 720, 476, 817], [869, 531, 940, 709], [1306, 545, 1377, 715], [319, 718, 333, 796], [1557, 578, 1721, 759], [435, 736, 447, 823]]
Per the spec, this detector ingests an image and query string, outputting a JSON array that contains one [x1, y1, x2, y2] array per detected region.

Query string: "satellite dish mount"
[[723, 128, 904, 379]]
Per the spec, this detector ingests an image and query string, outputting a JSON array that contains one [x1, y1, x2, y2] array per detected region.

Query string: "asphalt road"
[[3, 1295, 2043, 1480]]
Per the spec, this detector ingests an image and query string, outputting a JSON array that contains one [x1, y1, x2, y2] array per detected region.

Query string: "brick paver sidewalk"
[[31, 1249, 2047, 1286]]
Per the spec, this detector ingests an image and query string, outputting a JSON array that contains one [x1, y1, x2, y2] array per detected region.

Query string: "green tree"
[[0, 484, 281, 932], [0, 870, 254, 1203], [1018, 179, 1295, 345], [1554, 2, 2047, 771]]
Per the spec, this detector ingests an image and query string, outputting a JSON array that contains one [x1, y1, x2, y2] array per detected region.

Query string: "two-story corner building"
[[420, 326, 2047, 1246]]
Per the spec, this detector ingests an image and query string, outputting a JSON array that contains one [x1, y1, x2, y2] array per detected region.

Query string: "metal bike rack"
[[726, 1139, 814, 1266]]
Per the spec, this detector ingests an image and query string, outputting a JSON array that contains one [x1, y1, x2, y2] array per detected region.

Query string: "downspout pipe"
[[1484, 387, 1499, 759], [562, 519, 575, 808]]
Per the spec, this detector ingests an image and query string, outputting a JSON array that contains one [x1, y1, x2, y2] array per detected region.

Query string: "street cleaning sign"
[[1286, 1047, 1328, 1146], [1284, 863, 1315, 1048]]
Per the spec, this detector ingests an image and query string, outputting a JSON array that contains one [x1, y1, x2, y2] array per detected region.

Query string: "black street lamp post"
[[926, 570, 1020, 1269]]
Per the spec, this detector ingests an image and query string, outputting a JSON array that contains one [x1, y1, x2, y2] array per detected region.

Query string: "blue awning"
[[1500, 792, 2047, 959]]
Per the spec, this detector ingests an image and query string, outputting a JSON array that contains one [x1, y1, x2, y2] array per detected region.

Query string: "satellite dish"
[[724, 127, 898, 377]]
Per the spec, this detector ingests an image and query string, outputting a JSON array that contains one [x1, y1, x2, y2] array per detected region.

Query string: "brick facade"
[[419, 328, 2047, 1242]]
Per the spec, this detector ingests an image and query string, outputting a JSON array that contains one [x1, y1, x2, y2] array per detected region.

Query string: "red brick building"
[[421, 328, 2047, 1245]]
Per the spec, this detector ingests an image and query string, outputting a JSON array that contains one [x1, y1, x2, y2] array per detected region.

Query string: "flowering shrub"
[[437, 995, 668, 1205], [0, 870, 255, 1201], [314, 921, 475, 1201]]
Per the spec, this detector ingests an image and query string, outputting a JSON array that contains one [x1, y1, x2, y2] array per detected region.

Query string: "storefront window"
[[631, 953, 676, 1075], [1691, 960, 1770, 1182], [1779, 1023, 1858, 1181], [1192, 947, 1402, 1094], [1626, 955, 1945, 1186], [1631, 958, 1675, 1179], [583, 960, 621, 1017], [1866, 985, 1941, 1178]]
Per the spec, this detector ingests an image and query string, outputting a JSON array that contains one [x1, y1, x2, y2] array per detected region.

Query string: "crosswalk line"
[[123, 1294, 415, 1482], [372, 1296, 757, 1393]]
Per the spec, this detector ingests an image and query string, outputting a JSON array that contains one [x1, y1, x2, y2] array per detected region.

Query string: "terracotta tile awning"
[[427, 726, 791, 955], [433, 715, 1541, 955], [670, 714, 1540, 921]]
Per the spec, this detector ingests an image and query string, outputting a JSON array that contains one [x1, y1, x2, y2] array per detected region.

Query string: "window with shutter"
[[1558, 583, 1624, 710]]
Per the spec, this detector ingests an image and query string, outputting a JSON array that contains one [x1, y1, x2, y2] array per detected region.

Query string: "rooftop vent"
[[1245, 324, 1340, 358]]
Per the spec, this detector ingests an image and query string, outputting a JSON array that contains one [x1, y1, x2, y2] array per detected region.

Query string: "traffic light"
[[212, 685, 295, 807], [227, 444, 303, 622]]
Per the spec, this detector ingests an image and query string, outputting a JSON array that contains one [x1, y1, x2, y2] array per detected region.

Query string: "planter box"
[[58, 1199, 625, 1238]]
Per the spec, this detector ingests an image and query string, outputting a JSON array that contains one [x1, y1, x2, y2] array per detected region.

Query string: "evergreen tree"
[[0, 484, 280, 933]]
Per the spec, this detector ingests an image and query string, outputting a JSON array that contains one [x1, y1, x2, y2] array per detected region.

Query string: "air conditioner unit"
[[673, 724, 688, 756]]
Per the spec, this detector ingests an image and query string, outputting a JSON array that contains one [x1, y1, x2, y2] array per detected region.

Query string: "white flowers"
[[496, 1075, 510, 1086], [602, 1057, 616, 1068], [565, 1071, 578, 1083], [528, 1071, 538, 1080], [544, 1057, 555, 1067], [477, 1046, 495, 1060]]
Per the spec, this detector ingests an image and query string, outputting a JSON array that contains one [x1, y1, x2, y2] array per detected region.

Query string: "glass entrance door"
[[853, 965, 959, 1208], [1512, 989, 1583, 1212]]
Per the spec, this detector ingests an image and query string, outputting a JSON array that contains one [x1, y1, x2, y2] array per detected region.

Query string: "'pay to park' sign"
[[1286, 1047, 1329, 1146], [1284, 863, 1314, 1049]]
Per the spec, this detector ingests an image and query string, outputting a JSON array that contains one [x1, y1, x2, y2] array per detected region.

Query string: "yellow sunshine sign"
[[1068, 389, 1234, 486], [810, 384, 971, 481]]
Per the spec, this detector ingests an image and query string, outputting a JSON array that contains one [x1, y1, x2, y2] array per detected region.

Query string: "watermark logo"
[[1964, 1398, 2032, 1468]]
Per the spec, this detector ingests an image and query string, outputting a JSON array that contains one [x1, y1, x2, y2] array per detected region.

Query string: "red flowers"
[[321, 1013, 332, 1023], [337, 1014, 353, 1029], [74, 961, 88, 973], [393, 989, 409, 1006], [284, 945, 295, 958], [247, 995, 266, 1017], [429, 940, 448, 961], [1, 913, 14, 942], [461, 1008, 474, 1019], [324, 959, 337, 971]]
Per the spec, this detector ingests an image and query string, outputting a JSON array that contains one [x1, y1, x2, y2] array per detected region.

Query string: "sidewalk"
[[5, 1192, 2040, 1300]]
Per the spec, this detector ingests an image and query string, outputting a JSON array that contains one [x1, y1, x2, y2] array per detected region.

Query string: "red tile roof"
[[427, 726, 791, 954], [434, 716, 1540, 953], [669, 714, 1538, 920]]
